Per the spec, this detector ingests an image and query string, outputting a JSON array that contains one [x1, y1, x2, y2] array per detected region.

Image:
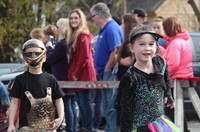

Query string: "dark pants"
[[165, 107, 190, 132], [165, 85, 190, 132], [91, 89, 103, 129]]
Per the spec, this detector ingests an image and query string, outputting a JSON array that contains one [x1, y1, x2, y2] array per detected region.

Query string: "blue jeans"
[[102, 71, 117, 132], [76, 90, 93, 130], [63, 95, 77, 132]]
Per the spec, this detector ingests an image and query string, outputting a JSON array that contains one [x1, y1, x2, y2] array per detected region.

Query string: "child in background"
[[7, 39, 64, 132], [30, 28, 48, 44], [30, 27, 53, 74], [117, 24, 178, 132], [44, 24, 58, 46]]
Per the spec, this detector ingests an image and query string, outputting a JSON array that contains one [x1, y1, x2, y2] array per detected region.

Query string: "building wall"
[[148, 0, 200, 31]]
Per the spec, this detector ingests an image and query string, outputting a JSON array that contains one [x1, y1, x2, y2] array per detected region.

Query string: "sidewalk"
[[97, 120, 200, 132], [188, 120, 200, 132]]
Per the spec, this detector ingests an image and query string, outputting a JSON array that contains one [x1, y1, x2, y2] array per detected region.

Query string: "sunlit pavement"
[[97, 120, 200, 132], [58, 120, 200, 132], [188, 120, 200, 132]]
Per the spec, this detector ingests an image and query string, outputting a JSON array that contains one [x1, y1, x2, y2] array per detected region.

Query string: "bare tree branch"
[[80, 0, 90, 10]]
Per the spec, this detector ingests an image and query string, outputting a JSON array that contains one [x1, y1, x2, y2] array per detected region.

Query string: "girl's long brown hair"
[[117, 13, 137, 62]]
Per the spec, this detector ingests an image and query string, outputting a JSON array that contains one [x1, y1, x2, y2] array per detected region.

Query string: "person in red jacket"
[[67, 8, 96, 132]]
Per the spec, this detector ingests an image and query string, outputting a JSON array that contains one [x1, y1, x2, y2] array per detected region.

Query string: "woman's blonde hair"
[[67, 8, 90, 61], [56, 18, 69, 40]]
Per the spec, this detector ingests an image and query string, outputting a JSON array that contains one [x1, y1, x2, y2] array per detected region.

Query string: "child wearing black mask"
[[8, 39, 64, 132]]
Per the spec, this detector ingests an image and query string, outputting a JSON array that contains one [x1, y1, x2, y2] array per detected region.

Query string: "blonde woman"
[[46, 18, 77, 132], [67, 9, 96, 131]]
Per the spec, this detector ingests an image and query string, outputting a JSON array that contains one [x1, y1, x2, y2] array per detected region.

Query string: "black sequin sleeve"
[[164, 63, 174, 104]]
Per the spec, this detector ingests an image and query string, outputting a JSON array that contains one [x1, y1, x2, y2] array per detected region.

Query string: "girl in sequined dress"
[[117, 24, 179, 132]]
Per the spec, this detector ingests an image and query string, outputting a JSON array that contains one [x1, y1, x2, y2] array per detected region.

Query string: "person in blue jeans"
[[63, 95, 77, 132], [90, 2, 124, 132], [67, 8, 96, 132], [46, 18, 77, 132]]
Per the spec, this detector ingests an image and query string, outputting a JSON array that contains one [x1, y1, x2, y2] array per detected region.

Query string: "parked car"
[[190, 32, 200, 77], [0, 63, 26, 75], [184, 32, 200, 120], [0, 63, 27, 86]]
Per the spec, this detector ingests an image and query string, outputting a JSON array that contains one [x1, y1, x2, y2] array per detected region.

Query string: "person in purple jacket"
[[46, 18, 77, 132]]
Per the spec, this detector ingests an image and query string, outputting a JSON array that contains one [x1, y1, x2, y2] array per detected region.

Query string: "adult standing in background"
[[90, 3, 124, 132], [163, 17, 193, 80], [68, 8, 96, 132], [163, 17, 192, 132], [46, 18, 77, 132], [132, 8, 148, 25], [116, 13, 138, 132], [152, 16, 169, 56], [117, 13, 138, 81], [152, 16, 169, 49]]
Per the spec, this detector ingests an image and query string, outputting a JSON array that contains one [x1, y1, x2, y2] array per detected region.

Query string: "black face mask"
[[25, 55, 45, 67], [29, 60, 41, 67]]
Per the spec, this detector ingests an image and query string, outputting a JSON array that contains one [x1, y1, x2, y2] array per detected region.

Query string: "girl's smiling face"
[[129, 34, 158, 63], [69, 12, 81, 28]]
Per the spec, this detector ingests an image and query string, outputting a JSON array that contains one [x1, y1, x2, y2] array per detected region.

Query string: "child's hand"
[[166, 102, 174, 109], [7, 124, 16, 132], [49, 117, 63, 131], [46, 41, 54, 48], [164, 97, 174, 109]]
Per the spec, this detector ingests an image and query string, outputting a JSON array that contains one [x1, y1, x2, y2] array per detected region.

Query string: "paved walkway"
[[97, 120, 200, 132], [188, 120, 200, 132], [58, 119, 200, 132]]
